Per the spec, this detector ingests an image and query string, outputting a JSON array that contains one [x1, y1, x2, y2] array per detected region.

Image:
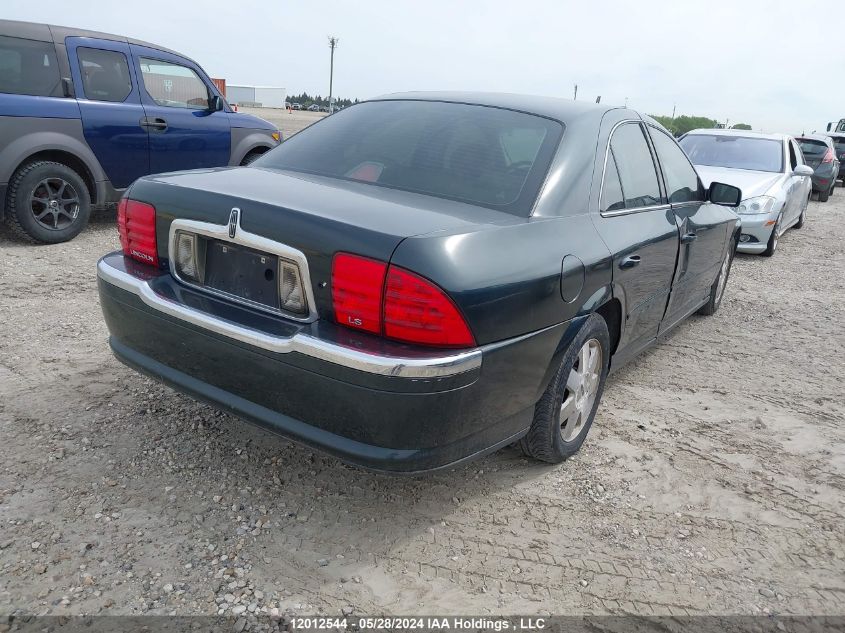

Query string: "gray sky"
[[6, 0, 839, 134]]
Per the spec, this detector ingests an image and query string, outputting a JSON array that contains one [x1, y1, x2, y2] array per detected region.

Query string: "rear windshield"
[[679, 134, 783, 173], [796, 139, 828, 157], [255, 100, 563, 216]]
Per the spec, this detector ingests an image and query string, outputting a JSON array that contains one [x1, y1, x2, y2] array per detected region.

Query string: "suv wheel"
[[520, 313, 610, 463], [4, 161, 91, 244], [240, 150, 264, 166]]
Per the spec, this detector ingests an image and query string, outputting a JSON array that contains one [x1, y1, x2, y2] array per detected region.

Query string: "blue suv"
[[0, 20, 281, 243]]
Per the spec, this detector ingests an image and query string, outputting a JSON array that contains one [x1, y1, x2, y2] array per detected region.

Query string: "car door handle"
[[681, 232, 697, 244], [619, 255, 641, 269], [140, 117, 168, 131]]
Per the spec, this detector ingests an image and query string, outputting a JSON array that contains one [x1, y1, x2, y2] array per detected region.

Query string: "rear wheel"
[[818, 186, 830, 202], [520, 313, 609, 463], [3, 160, 91, 243]]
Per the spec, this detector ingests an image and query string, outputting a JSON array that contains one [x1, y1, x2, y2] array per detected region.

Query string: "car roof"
[[684, 128, 787, 142], [0, 19, 181, 57], [369, 91, 623, 123], [795, 133, 832, 143]]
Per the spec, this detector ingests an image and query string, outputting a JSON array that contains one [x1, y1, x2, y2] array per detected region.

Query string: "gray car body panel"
[[228, 127, 277, 166], [0, 116, 111, 214]]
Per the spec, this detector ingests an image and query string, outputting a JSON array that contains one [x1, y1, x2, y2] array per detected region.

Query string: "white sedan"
[[679, 129, 813, 256]]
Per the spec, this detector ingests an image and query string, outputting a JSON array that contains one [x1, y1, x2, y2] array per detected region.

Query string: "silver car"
[[679, 129, 813, 256]]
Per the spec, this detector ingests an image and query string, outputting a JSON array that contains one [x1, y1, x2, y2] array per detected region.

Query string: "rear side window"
[[77, 48, 132, 103], [139, 58, 209, 109], [256, 100, 563, 216], [601, 151, 625, 213], [610, 123, 662, 209], [0, 35, 60, 97], [649, 127, 704, 204]]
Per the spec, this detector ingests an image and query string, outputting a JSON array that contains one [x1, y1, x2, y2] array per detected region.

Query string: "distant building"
[[225, 85, 286, 109]]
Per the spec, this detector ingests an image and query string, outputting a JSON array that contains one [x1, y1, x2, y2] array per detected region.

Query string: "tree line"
[[651, 114, 752, 137], [287, 92, 360, 109]]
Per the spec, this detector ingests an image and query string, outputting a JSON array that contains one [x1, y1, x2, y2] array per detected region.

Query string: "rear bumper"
[[811, 165, 838, 191], [97, 253, 570, 472]]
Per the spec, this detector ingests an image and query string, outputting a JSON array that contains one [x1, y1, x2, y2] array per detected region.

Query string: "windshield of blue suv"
[[254, 100, 563, 216], [679, 134, 784, 173]]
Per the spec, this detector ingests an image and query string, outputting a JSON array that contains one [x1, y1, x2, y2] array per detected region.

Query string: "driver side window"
[[139, 57, 210, 109]]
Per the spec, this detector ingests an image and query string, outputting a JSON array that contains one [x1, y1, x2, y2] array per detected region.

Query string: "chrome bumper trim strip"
[[97, 258, 482, 379]]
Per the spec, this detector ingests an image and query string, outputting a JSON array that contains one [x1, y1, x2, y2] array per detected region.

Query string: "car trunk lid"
[[129, 166, 522, 320]]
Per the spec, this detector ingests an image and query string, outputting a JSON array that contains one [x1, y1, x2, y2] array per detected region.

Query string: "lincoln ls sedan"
[[97, 93, 741, 473]]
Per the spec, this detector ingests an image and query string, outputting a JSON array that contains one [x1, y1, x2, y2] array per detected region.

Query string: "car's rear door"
[[591, 120, 679, 357], [129, 45, 230, 174], [647, 125, 728, 329], [65, 37, 150, 189]]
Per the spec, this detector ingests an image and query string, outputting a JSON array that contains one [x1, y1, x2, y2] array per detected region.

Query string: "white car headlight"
[[737, 196, 776, 215]]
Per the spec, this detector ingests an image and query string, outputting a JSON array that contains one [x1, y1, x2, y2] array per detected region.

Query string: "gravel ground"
[[0, 151, 843, 620]]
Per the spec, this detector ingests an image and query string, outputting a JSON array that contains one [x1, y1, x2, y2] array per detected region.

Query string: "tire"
[[698, 241, 734, 316], [240, 150, 264, 166], [818, 187, 829, 202], [829, 182, 835, 198], [762, 215, 781, 257], [520, 313, 610, 463], [3, 161, 91, 244]]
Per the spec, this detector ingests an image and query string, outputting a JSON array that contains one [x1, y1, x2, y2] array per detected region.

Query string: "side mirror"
[[827, 122, 832, 131], [794, 164, 814, 177], [708, 182, 742, 207], [209, 95, 224, 112]]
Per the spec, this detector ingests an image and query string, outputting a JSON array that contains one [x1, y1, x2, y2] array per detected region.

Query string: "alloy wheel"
[[560, 338, 602, 442], [30, 177, 80, 231]]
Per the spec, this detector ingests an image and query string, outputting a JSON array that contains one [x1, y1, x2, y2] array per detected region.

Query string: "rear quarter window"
[[0, 35, 61, 97]]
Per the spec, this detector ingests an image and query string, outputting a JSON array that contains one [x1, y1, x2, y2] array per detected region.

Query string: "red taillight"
[[384, 266, 475, 347], [822, 148, 834, 163], [331, 253, 386, 334], [117, 198, 158, 267], [331, 252, 475, 348]]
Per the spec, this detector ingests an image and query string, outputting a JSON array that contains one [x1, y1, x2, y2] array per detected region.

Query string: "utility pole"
[[328, 36, 339, 113], [671, 103, 676, 120], [573, 84, 577, 100], [624, 96, 628, 108]]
